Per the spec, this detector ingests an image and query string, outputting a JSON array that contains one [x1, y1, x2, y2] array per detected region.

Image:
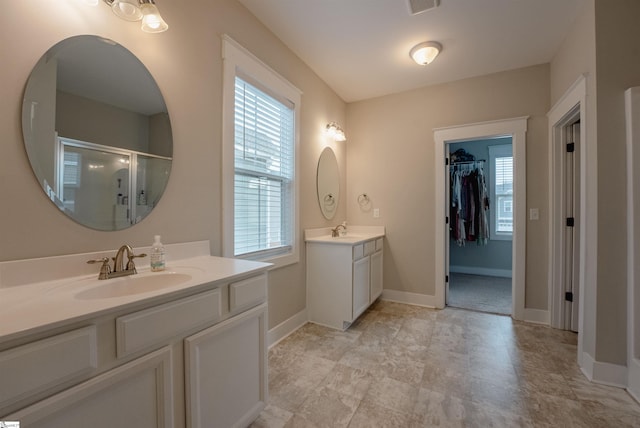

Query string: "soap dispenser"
[[150, 235, 166, 272]]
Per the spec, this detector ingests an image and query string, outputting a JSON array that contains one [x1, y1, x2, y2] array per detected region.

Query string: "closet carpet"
[[448, 273, 512, 315], [250, 300, 640, 427]]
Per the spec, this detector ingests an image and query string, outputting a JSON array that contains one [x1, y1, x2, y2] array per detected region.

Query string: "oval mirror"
[[316, 147, 340, 220], [22, 35, 172, 231]]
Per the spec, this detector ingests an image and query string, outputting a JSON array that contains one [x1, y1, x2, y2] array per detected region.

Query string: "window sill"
[[237, 251, 299, 270]]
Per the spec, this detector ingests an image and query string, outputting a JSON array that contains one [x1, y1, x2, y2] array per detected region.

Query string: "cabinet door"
[[185, 303, 267, 428], [370, 250, 383, 302], [353, 256, 370, 320], [6, 347, 173, 428]]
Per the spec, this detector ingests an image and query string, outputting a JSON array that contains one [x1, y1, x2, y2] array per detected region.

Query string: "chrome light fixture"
[[97, 0, 168, 33], [410, 41, 442, 65], [325, 122, 347, 141]]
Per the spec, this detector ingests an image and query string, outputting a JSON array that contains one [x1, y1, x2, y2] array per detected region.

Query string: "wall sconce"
[[410, 41, 442, 65], [91, 0, 169, 33], [325, 122, 347, 141]]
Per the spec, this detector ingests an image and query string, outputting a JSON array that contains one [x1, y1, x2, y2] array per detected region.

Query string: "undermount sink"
[[75, 272, 193, 300]]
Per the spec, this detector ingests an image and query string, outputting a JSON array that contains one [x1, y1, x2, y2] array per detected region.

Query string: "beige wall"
[[0, 1, 346, 329], [346, 64, 550, 309], [550, 0, 599, 363], [593, 0, 640, 365], [550, 0, 640, 367]]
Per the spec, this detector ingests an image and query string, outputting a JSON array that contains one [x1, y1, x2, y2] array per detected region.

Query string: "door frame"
[[548, 76, 586, 332], [434, 117, 528, 320], [626, 86, 640, 400]]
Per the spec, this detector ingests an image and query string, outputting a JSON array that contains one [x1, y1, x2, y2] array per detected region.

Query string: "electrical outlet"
[[373, 208, 380, 218]]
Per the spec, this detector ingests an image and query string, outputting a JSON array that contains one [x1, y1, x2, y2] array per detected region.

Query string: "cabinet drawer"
[[0, 326, 97, 409], [116, 288, 221, 358], [230, 274, 267, 313], [364, 240, 376, 256], [375, 238, 384, 251], [353, 244, 364, 260]]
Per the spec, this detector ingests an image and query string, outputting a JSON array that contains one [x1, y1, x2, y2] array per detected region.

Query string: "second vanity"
[[0, 241, 270, 428], [306, 226, 385, 330]]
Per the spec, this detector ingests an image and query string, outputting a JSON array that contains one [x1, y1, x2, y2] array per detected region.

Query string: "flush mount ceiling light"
[[409, 41, 442, 65], [325, 122, 347, 141], [95, 0, 168, 33]]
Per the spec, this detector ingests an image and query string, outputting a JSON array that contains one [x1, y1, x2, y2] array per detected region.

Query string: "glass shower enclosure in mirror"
[[22, 35, 173, 231]]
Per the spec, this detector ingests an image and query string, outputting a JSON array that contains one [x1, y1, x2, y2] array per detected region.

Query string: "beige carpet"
[[448, 272, 511, 315]]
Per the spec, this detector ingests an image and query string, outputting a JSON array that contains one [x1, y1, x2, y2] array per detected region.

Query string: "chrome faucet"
[[87, 245, 147, 280], [331, 224, 347, 237]]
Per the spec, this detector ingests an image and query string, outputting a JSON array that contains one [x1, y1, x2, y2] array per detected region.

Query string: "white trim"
[[581, 352, 628, 388], [547, 75, 592, 379], [221, 34, 302, 270], [434, 117, 527, 320], [381, 289, 437, 308], [267, 308, 308, 349], [523, 308, 550, 325], [626, 87, 640, 398], [547, 74, 586, 331], [449, 265, 512, 278]]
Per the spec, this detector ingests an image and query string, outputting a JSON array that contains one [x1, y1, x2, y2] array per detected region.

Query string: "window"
[[222, 36, 301, 268], [233, 78, 294, 257], [489, 144, 513, 240]]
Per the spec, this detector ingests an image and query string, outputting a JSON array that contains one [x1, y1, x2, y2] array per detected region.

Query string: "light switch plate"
[[373, 208, 380, 218], [529, 208, 539, 220]]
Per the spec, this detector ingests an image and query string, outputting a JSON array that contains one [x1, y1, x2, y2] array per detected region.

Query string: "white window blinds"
[[489, 143, 513, 239], [234, 76, 294, 257]]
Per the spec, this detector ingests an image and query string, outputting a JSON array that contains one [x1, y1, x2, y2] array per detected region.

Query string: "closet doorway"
[[434, 118, 527, 320], [447, 139, 513, 315]]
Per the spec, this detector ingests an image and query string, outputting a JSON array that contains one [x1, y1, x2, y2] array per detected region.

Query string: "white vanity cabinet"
[[307, 233, 384, 330], [1, 264, 269, 428]]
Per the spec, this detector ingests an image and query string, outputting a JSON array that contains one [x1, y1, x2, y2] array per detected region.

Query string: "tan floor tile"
[[320, 363, 373, 400], [249, 404, 293, 428], [348, 399, 419, 428], [293, 386, 360, 428], [364, 376, 420, 414], [254, 304, 640, 427]]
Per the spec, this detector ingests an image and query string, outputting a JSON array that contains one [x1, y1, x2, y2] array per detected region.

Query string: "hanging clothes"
[[450, 162, 489, 246]]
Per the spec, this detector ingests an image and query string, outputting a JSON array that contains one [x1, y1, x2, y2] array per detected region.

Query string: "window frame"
[[488, 144, 513, 241], [221, 35, 301, 268]]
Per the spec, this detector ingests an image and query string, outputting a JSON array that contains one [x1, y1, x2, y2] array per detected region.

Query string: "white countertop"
[[0, 242, 271, 344], [304, 225, 385, 245]]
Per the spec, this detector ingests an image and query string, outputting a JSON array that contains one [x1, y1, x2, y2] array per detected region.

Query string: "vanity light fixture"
[[97, 0, 169, 33], [325, 122, 347, 141], [409, 41, 442, 65]]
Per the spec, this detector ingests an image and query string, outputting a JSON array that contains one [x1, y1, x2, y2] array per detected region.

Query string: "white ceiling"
[[239, 0, 588, 103]]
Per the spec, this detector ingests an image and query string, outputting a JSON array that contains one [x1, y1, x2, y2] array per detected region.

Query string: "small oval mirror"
[[22, 35, 172, 231], [317, 147, 340, 220]]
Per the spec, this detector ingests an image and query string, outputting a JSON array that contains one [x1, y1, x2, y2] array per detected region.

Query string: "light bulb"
[[111, 0, 143, 21], [140, 2, 169, 33]]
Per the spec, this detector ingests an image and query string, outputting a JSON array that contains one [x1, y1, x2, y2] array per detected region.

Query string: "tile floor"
[[251, 300, 640, 427]]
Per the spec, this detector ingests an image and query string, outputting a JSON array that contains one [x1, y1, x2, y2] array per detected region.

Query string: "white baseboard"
[[381, 289, 437, 308], [449, 265, 512, 278], [523, 308, 549, 325], [581, 351, 628, 388], [267, 308, 308, 349], [628, 358, 640, 402]]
